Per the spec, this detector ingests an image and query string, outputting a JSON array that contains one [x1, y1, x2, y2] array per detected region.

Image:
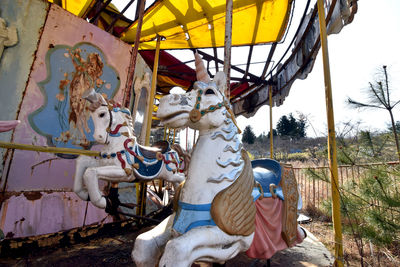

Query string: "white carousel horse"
[[73, 90, 187, 210], [131, 54, 305, 267]]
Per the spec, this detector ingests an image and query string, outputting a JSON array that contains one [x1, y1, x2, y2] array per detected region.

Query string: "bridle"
[[103, 102, 131, 144], [188, 86, 242, 133]]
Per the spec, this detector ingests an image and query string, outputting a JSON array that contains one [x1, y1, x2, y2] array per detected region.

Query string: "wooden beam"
[[224, 0, 233, 99], [123, 0, 146, 108]]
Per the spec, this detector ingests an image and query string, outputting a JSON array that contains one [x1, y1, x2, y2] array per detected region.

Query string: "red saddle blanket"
[[246, 197, 304, 259]]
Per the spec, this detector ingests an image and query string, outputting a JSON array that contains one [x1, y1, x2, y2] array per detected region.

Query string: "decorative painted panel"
[[0, 1, 152, 239], [5, 4, 133, 192], [28, 42, 120, 155]]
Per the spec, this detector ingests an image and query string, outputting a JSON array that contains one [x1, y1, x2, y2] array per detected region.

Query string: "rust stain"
[[53, 48, 104, 148], [23, 191, 42, 201], [30, 157, 60, 176], [6, 232, 14, 238]]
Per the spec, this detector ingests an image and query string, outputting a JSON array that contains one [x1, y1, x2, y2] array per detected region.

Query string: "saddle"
[[251, 159, 301, 247], [136, 140, 170, 159], [252, 159, 283, 200]]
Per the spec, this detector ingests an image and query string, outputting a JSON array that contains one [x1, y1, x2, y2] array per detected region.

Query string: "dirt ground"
[[0, 225, 333, 267], [303, 217, 400, 267]]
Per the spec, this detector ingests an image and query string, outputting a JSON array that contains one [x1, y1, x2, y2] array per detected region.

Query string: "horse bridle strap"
[[189, 89, 241, 134]]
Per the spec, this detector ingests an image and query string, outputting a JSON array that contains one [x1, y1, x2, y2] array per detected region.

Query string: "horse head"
[[157, 53, 238, 133], [83, 89, 133, 144]]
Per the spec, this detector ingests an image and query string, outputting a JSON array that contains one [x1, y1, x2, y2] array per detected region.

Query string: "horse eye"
[[205, 89, 215, 95], [99, 112, 106, 118]]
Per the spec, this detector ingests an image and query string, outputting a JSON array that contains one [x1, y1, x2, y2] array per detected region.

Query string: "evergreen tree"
[[276, 113, 306, 138], [347, 65, 400, 161], [242, 125, 256, 144]]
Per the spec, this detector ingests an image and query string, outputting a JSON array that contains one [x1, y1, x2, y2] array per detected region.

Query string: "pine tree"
[[347, 65, 400, 161], [242, 125, 256, 144]]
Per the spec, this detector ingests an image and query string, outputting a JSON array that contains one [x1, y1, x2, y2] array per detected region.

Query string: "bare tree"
[[347, 65, 400, 162]]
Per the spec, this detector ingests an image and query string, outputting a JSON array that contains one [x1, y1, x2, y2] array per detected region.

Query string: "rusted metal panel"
[[0, 192, 112, 238], [5, 4, 133, 192], [0, 1, 152, 238], [0, 0, 49, 183]]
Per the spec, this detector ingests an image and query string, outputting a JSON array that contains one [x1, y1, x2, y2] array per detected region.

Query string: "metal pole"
[[224, 0, 233, 99], [186, 127, 188, 150], [138, 36, 160, 217], [123, 0, 146, 108], [317, 1, 344, 266], [163, 126, 167, 140], [269, 86, 273, 159], [145, 36, 161, 146], [0, 141, 99, 157]]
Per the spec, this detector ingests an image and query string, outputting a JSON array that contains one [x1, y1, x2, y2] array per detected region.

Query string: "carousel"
[[0, 0, 357, 266]]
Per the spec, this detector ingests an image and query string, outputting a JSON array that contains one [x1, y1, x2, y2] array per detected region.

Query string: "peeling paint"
[[23, 191, 42, 201]]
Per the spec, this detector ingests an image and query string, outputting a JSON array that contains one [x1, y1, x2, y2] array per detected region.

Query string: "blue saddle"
[[251, 159, 284, 201], [251, 159, 303, 210]]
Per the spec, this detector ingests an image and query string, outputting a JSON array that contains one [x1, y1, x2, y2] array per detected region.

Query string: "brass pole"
[[269, 86, 274, 159], [186, 127, 188, 150], [145, 36, 161, 146], [172, 129, 176, 144], [138, 36, 161, 217], [163, 126, 167, 140], [317, 1, 344, 266], [193, 130, 196, 148], [0, 141, 99, 157]]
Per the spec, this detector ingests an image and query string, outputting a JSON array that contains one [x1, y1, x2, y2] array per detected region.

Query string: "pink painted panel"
[[0, 192, 112, 238], [6, 4, 133, 191]]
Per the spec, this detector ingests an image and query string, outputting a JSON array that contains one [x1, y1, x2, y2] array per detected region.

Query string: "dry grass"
[[302, 205, 400, 267]]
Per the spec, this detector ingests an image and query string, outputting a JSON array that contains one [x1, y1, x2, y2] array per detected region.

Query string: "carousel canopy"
[[48, 0, 357, 117], [121, 0, 292, 49]]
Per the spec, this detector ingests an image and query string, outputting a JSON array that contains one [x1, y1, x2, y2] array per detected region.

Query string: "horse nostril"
[[98, 135, 103, 139], [173, 94, 180, 101]]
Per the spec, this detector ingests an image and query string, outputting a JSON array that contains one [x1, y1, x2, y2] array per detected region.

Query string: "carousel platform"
[[0, 227, 333, 267]]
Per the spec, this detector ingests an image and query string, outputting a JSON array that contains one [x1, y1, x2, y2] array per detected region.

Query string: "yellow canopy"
[[48, 0, 94, 17], [121, 0, 292, 50]]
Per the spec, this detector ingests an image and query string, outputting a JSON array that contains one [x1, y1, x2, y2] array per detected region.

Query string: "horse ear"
[[213, 71, 227, 94], [195, 52, 211, 83], [83, 88, 107, 111]]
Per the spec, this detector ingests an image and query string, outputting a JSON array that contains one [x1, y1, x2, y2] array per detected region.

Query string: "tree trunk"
[[388, 109, 400, 162]]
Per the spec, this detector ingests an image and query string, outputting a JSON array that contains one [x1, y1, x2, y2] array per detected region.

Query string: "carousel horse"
[[131, 53, 305, 267], [73, 90, 187, 210]]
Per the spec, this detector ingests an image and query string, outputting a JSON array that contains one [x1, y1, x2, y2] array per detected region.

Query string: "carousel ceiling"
[[48, 0, 358, 117]]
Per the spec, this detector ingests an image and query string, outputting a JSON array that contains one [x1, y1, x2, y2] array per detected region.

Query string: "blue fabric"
[[173, 201, 216, 234]]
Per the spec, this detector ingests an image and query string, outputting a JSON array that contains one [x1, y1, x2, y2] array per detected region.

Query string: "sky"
[[113, 0, 400, 138], [236, 0, 400, 137]]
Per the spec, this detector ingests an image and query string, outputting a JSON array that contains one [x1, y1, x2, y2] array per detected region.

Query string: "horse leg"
[[83, 166, 132, 208], [159, 226, 253, 267], [74, 156, 97, 201], [132, 214, 175, 267], [158, 167, 185, 190]]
